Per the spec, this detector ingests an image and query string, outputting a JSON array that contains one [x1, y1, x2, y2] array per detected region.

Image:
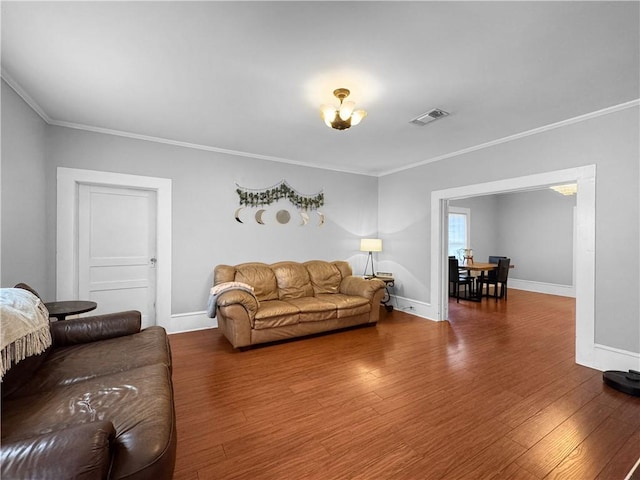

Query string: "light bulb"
[[339, 101, 355, 121], [350, 109, 367, 126], [321, 105, 336, 124]]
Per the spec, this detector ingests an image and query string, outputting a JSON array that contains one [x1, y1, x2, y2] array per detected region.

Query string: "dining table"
[[457, 262, 513, 302]]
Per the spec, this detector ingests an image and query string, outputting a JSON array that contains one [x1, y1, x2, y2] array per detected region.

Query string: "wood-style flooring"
[[169, 289, 640, 479]]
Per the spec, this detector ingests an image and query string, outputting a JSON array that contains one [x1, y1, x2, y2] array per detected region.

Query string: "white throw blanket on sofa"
[[0, 288, 51, 378], [207, 282, 256, 319]]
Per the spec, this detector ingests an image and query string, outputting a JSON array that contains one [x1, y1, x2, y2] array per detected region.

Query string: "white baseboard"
[[508, 278, 575, 298], [592, 343, 640, 372], [389, 281, 575, 322], [389, 295, 438, 321], [167, 311, 216, 334]]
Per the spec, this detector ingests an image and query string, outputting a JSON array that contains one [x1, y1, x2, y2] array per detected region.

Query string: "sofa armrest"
[[339, 276, 386, 299], [51, 310, 142, 347], [217, 290, 259, 321], [1, 421, 115, 480]]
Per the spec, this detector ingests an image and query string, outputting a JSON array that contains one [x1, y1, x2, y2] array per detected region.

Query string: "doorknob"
[[150, 257, 157, 267]]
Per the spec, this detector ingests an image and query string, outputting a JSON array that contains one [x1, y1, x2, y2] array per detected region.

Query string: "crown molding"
[[378, 99, 640, 177], [1, 68, 52, 123], [1, 69, 372, 176], [3, 70, 637, 178], [49, 119, 372, 176]]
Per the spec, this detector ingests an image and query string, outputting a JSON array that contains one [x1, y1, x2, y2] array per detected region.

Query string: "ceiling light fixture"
[[320, 88, 367, 130]]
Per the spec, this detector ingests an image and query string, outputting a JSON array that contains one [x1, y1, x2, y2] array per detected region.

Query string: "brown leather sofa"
[[213, 260, 386, 349], [1, 309, 176, 480]]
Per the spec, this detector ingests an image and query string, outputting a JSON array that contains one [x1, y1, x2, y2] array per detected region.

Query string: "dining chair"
[[449, 257, 473, 303], [479, 257, 511, 301], [486, 256, 507, 284]]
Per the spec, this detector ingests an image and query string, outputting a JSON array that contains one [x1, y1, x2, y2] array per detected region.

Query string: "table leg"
[[476, 272, 486, 300]]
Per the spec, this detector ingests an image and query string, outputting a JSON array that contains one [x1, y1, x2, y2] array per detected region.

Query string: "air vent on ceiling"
[[409, 108, 450, 126]]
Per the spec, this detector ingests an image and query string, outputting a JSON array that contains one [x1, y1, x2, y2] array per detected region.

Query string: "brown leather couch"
[[213, 260, 386, 349], [1, 310, 176, 480]]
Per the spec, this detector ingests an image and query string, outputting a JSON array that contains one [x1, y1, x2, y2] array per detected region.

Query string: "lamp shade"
[[360, 238, 382, 252]]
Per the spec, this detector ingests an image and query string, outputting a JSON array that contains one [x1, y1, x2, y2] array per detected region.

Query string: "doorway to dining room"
[[430, 165, 596, 369], [448, 189, 576, 298]]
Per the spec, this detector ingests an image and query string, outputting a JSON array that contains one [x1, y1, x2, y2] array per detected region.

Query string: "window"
[[448, 207, 470, 258]]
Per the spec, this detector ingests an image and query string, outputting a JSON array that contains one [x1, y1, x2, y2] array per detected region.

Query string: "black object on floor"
[[602, 369, 640, 397]]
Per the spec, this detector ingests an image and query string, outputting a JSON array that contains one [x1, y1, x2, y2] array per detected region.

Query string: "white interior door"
[[78, 184, 157, 328]]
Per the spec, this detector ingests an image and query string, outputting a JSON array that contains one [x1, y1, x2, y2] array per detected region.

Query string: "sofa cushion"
[[304, 260, 342, 295], [235, 263, 279, 302], [1, 363, 175, 480], [9, 327, 171, 398], [272, 262, 314, 300], [253, 300, 300, 329], [315, 294, 371, 318], [1, 421, 116, 480], [284, 297, 337, 323], [1, 349, 51, 400], [332, 261, 353, 280]]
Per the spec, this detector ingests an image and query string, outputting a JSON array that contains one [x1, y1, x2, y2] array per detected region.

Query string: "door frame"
[[430, 165, 596, 368], [57, 167, 172, 330]]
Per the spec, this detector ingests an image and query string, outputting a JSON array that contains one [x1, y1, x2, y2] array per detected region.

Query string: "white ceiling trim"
[[378, 99, 640, 177], [3, 70, 637, 179], [1, 69, 371, 177], [49, 119, 374, 177], [1, 68, 52, 123]]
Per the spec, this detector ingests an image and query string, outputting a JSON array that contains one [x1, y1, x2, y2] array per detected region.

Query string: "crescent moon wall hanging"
[[255, 209, 266, 225], [317, 211, 325, 226], [234, 207, 244, 223], [299, 211, 309, 226]]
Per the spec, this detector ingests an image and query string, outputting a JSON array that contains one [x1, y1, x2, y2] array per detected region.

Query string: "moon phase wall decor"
[[255, 209, 266, 225], [234, 207, 244, 223], [234, 180, 326, 226], [276, 210, 291, 224]]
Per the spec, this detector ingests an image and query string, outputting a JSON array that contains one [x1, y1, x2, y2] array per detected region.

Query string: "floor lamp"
[[360, 238, 382, 277]]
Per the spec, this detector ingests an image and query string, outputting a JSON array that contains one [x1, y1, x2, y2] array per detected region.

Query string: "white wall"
[[1, 80, 52, 300], [379, 106, 639, 354], [497, 189, 575, 286], [43, 125, 378, 316], [450, 188, 576, 287]]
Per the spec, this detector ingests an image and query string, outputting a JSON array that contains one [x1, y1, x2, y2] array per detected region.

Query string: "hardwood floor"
[[169, 290, 640, 479]]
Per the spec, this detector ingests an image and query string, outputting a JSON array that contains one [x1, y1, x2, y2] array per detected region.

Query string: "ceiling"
[[2, 1, 638, 176]]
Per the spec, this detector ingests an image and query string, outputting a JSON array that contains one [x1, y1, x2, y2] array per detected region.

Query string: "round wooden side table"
[[45, 300, 97, 321]]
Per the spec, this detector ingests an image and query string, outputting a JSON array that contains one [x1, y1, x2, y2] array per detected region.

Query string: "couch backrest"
[[304, 260, 342, 295], [233, 263, 279, 302], [332, 261, 352, 280], [271, 262, 314, 300], [213, 260, 352, 301]]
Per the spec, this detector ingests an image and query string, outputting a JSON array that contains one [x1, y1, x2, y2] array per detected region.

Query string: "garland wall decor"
[[234, 180, 325, 226]]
